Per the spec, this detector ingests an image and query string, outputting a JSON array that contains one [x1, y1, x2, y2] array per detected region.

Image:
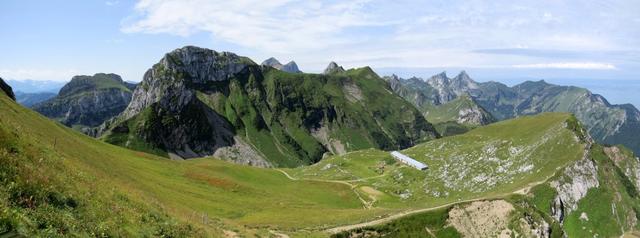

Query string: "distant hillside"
[[32, 73, 136, 132], [14, 91, 56, 107], [101, 46, 438, 167], [389, 71, 640, 155]]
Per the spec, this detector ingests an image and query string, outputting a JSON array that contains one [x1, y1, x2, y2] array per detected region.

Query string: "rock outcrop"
[[32, 73, 135, 131], [0, 77, 15, 100]]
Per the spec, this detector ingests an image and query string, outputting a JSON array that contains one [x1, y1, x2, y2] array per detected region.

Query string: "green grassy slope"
[[0, 88, 592, 237], [292, 113, 585, 209], [335, 145, 640, 237], [104, 64, 437, 167], [0, 91, 387, 237]]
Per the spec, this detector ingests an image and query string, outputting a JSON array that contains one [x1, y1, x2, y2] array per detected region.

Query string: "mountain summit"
[[32, 73, 135, 132], [103, 46, 437, 166]]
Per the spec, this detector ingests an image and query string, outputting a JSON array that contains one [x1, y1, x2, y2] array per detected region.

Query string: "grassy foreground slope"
[[0, 89, 385, 237], [0, 87, 590, 237]]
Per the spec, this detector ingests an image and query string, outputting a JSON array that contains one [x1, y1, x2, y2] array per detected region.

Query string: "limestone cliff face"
[[550, 152, 599, 223], [32, 73, 134, 130], [113, 46, 256, 162], [122, 46, 250, 119], [0, 77, 15, 100]]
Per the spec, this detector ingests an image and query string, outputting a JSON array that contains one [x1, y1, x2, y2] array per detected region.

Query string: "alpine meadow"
[[1, 1, 640, 237]]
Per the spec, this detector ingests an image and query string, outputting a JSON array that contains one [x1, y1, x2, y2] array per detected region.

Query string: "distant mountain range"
[[2, 47, 640, 237], [14, 91, 56, 107], [388, 71, 640, 155], [5, 79, 65, 93]]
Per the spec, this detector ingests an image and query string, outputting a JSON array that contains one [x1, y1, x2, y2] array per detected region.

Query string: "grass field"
[[0, 89, 589, 237], [292, 113, 585, 210]]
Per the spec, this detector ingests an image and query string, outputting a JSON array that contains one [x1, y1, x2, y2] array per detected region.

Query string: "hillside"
[[32, 73, 136, 132], [0, 80, 607, 237], [390, 71, 640, 155], [101, 46, 437, 167], [335, 144, 640, 237]]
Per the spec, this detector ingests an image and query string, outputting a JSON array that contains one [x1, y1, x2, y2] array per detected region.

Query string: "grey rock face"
[[32, 73, 133, 129], [262, 57, 282, 68], [0, 77, 15, 100], [123, 46, 254, 119], [111, 46, 266, 163], [323, 61, 345, 74], [281, 61, 301, 73], [426, 71, 480, 104], [457, 106, 492, 125], [550, 145, 599, 223]]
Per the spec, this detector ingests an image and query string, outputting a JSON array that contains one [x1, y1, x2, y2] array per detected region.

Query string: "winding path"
[[275, 167, 560, 234]]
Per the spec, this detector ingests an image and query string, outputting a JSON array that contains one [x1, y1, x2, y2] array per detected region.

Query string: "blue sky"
[[1, 0, 639, 105]]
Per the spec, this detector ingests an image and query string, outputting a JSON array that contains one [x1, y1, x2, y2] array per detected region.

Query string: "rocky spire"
[[282, 61, 302, 73], [323, 61, 345, 74], [261, 57, 283, 68]]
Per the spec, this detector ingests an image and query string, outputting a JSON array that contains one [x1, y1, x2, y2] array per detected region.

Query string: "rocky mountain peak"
[[58, 73, 128, 97], [0, 77, 15, 101], [323, 61, 345, 74], [158, 45, 255, 84], [453, 70, 472, 82], [122, 46, 256, 119], [282, 61, 301, 73], [261, 57, 282, 67], [262, 57, 301, 73], [384, 74, 402, 91], [427, 71, 449, 85]]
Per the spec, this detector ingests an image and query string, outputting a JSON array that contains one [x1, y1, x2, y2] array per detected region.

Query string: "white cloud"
[[120, 0, 639, 73], [512, 62, 617, 70], [122, 0, 379, 53], [0, 69, 80, 82]]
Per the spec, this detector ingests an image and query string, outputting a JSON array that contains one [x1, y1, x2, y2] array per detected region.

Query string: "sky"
[[1, 0, 639, 106]]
